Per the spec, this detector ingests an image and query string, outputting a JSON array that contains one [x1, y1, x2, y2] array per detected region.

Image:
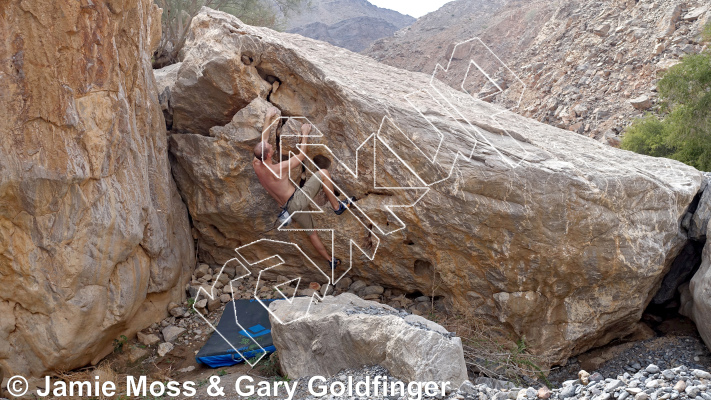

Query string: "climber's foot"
[[329, 258, 341, 271], [333, 197, 355, 215]]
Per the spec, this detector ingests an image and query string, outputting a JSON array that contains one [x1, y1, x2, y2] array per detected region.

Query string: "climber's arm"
[[261, 106, 279, 142], [285, 123, 310, 170]]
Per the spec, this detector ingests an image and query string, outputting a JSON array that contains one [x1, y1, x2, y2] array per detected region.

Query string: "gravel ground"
[[549, 334, 711, 387], [222, 363, 711, 400]]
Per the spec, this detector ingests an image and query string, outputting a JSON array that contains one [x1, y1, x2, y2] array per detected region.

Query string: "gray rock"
[[157, 342, 174, 357], [559, 384, 577, 399], [594, 23, 611, 36], [474, 377, 516, 390], [606, 379, 625, 391], [662, 370, 676, 380], [692, 369, 711, 380], [360, 285, 385, 296], [349, 280, 368, 293], [207, 298, 222, 312], [458, 380, 477, 395], [137, 331, 160, 346], [683, 6, 709, 22], [646, 364, 661, 374], [690, 177, 711, 240], [169, 307, 187, 318], [195, 264, 210, 278], [161, 325, 186, 342], [195, 299, 208, 314], [686, 386, 700, 398], [269, 293, 467, 389], [630, 95, 652, 110], [127, 346, 149, 364]]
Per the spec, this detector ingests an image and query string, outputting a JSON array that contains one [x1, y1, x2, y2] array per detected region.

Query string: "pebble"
[[693, 369, 711, 379], [646, 364, 660, 374], [435, 364, 711, 400], [673, 380, 686, 392]]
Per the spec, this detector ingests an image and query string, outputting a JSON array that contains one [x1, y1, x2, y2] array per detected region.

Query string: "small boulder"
[[578, 369, 590, 385], [683, 6, 709, 22], [359, 285, 385, 296], [169, 306, 187, 318], [195, 264, 210, 278], [220, 294, 232, 303], [348, 280, 367, 293], [157, 342, 174, 357], [128, 346, 149, 364], [538, 386, 551, 399], [692, 369, 711, 379], [458, 380, 477, 395], [594, 23, 611, 36], [269, 293, 467, 388], [335, 277, 352, 291], [223, 266, 237, 279], [162, 325, 186, 342], [630, 95, 652, 110], [207, 298, 222, 312], [195, 299, 208, 314], [137, 331, 160, 346], [590, 372, 604, 382]]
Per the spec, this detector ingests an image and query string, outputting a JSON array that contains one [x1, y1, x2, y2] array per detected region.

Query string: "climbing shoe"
[[329, 258, 341, 271], [334, 197, 355, 215]]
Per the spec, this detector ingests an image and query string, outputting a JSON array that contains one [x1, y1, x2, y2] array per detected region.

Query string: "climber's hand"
[[266, 106, 279, 121], [300, 123, 312, 144]]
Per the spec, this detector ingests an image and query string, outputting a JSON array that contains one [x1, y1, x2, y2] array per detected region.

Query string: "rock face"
[[269, 293, 468, 387], [0, 0, 194, 376], [682, 176, 711, 351], [161, 8, 702, 364]]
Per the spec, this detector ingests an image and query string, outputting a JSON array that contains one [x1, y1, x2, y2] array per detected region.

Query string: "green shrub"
[[621, 42, 711, 170]]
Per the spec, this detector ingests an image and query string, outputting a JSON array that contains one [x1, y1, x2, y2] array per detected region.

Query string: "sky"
[[367, 0, 454, 18]]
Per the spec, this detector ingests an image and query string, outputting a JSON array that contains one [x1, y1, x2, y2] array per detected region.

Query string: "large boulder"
[[269, 293, 468, 387], [0, 0, 194, 376], [681, 176, 711, 350], [163, 8, 702, 364]]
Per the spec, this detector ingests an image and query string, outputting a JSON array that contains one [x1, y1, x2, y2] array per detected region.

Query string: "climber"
[[252, 106, 353, 270]]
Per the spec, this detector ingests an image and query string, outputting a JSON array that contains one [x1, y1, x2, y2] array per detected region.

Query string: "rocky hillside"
[[155, 7, 708, 367], [365, 0, 710, 143], [285, 0, 415, 51]]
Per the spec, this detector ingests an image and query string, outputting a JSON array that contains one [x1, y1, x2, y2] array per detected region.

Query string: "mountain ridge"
[[285, 0, 415, 52]]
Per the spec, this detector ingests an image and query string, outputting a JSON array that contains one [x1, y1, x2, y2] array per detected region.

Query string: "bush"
[[621, 23, 711, 171]]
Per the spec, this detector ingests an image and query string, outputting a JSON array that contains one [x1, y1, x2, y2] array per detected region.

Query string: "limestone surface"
[[0, 0, 194, 376], [268, 293, 468, 387]]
